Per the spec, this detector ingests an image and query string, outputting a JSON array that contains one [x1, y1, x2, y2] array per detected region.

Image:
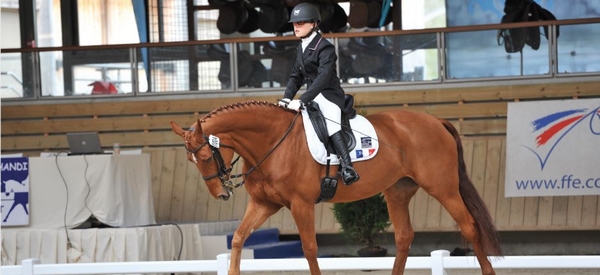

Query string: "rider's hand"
[[287, 99, 303, 111], [278, 98, 291, 108]]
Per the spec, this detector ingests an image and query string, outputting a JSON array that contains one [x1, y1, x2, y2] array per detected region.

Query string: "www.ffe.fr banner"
[[505, 98, 600, 197]]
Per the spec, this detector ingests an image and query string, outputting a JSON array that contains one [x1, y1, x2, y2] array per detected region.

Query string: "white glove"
[[278, 98, 291, 108], [287, 99, 303, 111]]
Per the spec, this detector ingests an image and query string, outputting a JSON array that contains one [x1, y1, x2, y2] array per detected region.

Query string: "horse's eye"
[[203, 155, 213, 163]]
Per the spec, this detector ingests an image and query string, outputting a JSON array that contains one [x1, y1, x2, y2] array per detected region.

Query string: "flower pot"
[[357, 246, 388, 257]]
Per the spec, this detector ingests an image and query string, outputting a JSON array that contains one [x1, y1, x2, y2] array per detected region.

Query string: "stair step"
[[226, 227, 280, 249], [248, 240, 304, 259]]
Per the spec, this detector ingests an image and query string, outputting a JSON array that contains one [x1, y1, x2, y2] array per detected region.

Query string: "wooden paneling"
[[2, 81, 599, 153], [3, 80, 600, 234], [142, 138, 600, 235]]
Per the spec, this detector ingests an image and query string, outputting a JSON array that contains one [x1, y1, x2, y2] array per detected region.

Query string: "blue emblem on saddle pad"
[[355, 150, 364, 158]]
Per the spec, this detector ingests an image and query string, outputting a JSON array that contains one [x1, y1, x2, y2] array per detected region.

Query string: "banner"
[[1, 157, 30, 226], [505, 98, 600, 197]]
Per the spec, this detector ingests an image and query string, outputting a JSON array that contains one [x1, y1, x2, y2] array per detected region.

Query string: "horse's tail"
[[440, 119, 504, 257]]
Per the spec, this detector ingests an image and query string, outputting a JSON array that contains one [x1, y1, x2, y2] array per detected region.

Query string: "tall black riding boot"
[[330, 131, 360, 185]]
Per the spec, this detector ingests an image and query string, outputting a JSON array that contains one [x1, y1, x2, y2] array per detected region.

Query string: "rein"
[[185, 111, 301, 191], [227, 111, 301, 188]]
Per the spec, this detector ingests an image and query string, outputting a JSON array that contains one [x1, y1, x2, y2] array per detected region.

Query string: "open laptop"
[[66, 132, 105, 155]]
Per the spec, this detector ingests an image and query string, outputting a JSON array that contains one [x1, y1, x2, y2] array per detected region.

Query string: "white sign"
[[506, 98, 600, 197], [1, 157, 30, 226]]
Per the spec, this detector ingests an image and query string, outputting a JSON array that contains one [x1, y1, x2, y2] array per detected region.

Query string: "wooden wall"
[[144, 138, 600, 235], [2, 80, 599, 233], [3, 81, 600, 152]]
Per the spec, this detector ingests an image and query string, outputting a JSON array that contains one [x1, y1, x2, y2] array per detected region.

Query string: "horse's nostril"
[[218, 194, 230, 201]]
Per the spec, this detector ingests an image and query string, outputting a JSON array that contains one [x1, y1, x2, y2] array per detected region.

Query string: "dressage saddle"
[[305, 94, 358, 154], [497, 0, 559, 53]]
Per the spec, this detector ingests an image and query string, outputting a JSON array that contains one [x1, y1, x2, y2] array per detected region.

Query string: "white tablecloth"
[[1, 224, 204, 265], [26, 154, 155, 229]]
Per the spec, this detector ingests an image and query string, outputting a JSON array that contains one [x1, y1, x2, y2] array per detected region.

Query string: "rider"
[[278, 2, 360, 186]]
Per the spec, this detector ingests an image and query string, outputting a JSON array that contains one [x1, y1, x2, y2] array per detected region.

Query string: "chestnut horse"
[[170, 101, 503, 275]]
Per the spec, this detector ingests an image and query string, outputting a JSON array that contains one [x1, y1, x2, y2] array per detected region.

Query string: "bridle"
[[183, 111, 301, 192], [184, 132, 240, 190]]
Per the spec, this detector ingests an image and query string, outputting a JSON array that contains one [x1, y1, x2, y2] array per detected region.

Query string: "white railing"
[[2, 250, 599, 275]]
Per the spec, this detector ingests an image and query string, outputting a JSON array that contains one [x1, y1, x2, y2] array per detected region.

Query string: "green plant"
[[332, 194, 391, 249]]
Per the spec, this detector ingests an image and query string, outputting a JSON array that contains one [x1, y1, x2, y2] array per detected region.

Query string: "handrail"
[[2, 18, 599, 53], [1, 17, 599, 102], [2, 250, 599, 275]]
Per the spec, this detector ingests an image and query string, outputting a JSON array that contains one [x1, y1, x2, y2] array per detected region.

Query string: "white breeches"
[[313, 93, 341, 136]]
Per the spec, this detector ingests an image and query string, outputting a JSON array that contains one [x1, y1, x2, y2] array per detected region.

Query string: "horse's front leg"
[[290, 200, 321, 275], [229, 198, 281, 275]]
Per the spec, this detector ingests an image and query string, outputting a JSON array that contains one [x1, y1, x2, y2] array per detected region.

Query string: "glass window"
[[1, 53, 25, 98], [339, 33, 439, 85], [556, 23, 600, 74], [445, 29, 550, 79], [78, 0, 140, 45]]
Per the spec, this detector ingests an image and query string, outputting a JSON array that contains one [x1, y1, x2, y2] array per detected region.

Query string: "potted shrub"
[[332, 194, 391, 257]]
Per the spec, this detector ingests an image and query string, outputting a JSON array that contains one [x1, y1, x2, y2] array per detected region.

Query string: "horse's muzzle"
[[218, 194, 230, 201]]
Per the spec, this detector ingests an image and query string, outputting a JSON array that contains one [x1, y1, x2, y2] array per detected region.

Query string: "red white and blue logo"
[[525, 106, 600, 170], [506, 99, 600, 197]]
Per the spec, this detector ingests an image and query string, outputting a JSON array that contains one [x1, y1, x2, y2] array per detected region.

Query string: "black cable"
[[82, 155, 94, 215], [54, 152, 73, 250], [163, 223, 184, 261], [56, 154, 183, 264], [122, 222, 184, 261]]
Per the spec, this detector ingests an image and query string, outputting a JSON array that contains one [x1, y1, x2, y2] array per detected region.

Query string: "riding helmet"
[[288, 3, 321, 23]]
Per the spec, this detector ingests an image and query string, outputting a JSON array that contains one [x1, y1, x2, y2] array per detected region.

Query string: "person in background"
[[278, 2, 359, 185]]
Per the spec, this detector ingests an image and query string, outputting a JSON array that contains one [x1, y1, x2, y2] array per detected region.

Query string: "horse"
[[2, 178, 30, 222], [170, 100, 503, 275]]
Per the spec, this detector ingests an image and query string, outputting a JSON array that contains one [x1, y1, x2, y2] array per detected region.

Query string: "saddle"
[[248, 0, 289, 34], [305, 95, 358, 156], [348, 0, 392, 29], [263, 40, 298, 85], [497, 0, 559, 53], [347, 36, 393, 80], [207, 44, 267, 88]]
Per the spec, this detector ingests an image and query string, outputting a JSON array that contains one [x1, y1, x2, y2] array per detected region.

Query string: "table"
[[27, 154, 155, 229]]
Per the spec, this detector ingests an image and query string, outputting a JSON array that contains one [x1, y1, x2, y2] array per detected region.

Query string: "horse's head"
[[170, 120, 235, 201]]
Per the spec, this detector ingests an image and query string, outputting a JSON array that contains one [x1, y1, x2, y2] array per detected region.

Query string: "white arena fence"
[[2, 250, 599, 275]]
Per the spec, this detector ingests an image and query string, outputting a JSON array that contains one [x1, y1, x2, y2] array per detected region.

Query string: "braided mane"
[[200, 100, 279, 123]]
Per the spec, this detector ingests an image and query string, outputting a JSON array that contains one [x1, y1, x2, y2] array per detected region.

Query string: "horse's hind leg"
[[382, 179, 419, 275], [229, 198, 281, 275], [424, 184, 496, 275]]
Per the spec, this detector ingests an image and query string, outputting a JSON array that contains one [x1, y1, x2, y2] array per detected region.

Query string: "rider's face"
[[293, 21, 315, 38]]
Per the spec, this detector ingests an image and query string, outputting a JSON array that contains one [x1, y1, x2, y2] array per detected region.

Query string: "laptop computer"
[[66, 132, 105, 155]]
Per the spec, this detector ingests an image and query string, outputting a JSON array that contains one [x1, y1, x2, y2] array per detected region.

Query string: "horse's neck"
[[205, 105, 295, 160]]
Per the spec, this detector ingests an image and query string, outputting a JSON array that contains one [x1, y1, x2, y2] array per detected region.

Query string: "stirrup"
[[341, 167, 359, 185]]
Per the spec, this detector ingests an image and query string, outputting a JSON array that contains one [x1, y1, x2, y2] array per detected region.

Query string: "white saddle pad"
[[301, 109, 379, 165]]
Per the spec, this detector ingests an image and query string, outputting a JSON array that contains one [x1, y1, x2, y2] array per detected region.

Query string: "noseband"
[[184, 131, 239, 189]]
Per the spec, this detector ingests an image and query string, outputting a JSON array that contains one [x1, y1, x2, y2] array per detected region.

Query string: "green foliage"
[[332, 194, 391, 248]]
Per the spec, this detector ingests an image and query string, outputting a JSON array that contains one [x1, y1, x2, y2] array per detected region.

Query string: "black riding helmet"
[[288, 3, 321, 23]]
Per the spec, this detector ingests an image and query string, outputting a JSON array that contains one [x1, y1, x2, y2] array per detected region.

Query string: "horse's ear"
[[170, 121, 185, 136], [194, 119, 204, 137]]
